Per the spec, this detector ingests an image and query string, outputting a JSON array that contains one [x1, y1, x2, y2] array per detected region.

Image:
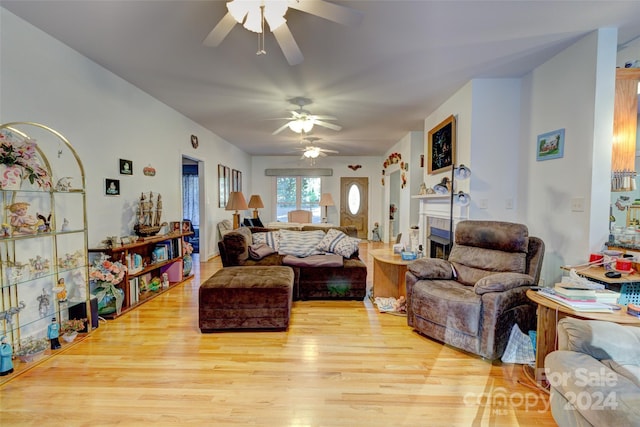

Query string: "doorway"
[[182, 156, 203, 254], [340, 177, 368, 239]]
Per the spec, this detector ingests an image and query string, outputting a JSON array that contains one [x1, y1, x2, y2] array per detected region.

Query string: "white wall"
[[1, 10, 251, 259], [250, 155, 382, 237], [520, 28, 617, 286]]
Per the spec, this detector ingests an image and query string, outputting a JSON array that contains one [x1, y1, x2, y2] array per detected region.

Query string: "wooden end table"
[[370, 248, 413, 298], [526, 289, 640, 385]]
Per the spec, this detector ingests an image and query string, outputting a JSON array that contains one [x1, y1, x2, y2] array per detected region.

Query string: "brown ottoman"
[[199, 266, 294, 331]]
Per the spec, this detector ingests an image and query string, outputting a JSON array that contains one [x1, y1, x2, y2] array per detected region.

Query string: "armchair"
[[405, 220, 544, 360], [288, 210, 312, 223]]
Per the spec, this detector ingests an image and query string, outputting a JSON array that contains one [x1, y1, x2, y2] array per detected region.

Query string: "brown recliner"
[[405, 220, 545, 360]]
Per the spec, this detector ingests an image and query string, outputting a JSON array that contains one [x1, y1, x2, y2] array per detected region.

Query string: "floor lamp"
[[449, 164, 471, 256], [319, 193, 335, 223], [226, 191, 248, 229], [248, 195, 264, 218]]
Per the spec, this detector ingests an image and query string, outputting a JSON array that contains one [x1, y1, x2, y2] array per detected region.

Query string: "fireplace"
[[428, 226, 452, 259]]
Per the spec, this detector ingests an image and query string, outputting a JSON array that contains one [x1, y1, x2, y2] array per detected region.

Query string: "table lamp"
[[247, 195, 264, 219], [319, 193, 335, 223], [226, 191, 248, 229]]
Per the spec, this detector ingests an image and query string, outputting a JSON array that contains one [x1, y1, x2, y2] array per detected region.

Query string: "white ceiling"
[[3, 0, 640, 156]]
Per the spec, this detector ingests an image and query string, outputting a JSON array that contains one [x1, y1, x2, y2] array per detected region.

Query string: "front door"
[[340, 177, 368, 239]]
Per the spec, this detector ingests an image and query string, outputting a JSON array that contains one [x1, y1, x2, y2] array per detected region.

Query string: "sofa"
[[545, 317, 640, 426], [218, 225, 367, 300], [405, 220, 544, 360]]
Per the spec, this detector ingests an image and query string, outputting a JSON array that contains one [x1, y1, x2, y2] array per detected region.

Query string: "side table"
[[526, 289, 640, 385], [370, 248, 413, 298]]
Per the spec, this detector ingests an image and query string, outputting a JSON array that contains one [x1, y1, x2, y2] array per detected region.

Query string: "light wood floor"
[[1, 242, 555, 426]]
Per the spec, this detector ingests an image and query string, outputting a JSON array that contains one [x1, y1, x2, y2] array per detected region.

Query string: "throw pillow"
[[278, 229, 325, 257], [252, 231, 280, 251], [316, 228, 360, 258]]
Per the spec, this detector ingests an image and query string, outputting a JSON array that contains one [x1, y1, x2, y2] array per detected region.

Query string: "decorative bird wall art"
[[348, 164, 362, 171]]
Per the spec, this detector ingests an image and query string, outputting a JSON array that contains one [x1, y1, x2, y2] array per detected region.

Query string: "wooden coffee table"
[[526, 289, 640, 384], [370, 248, 414, 298]]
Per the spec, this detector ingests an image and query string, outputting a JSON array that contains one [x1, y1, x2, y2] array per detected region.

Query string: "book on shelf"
[[537, 290, 614, 312], [128, 277, 139, 305]]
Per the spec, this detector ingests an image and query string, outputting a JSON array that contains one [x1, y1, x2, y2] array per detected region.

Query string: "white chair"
[[288, 210, 312, 223]]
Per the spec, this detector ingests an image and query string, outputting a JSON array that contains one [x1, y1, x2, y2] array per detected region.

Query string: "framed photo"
[[105, 178, 120, 196], [231, 169, 242, 192], [536, 128, 565, 161], [170, 221, 181, 233], [181, 220, 192, 234], [224, 166, 231, 204], [218, 164, 226, 208], [119, 159, 133, 175], [428, 115, 456, 175]]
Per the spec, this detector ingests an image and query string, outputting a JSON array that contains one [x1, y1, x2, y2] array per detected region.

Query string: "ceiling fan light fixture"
[[227, 0, 288, 33], [304, 147, 321, 158], [288, 118, 314, 134]]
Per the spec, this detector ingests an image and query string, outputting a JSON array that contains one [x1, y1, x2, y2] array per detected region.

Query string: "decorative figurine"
[[52, 278, 67, 303], [29, 255, 50, 277], [36, 212, 51, 232], [37, 288, 51, 318], [419, 182, 428, 195], [0, 301, 26, 326], [71, 270, 87, 301], [60, 218, 70, 232], [48, 317, 61, 350], [55, 176, 73, 191], [8, 202, 42, 235], [0, 223, 10, 238], [372, 222, 381, 242], [0, 335, 14, 376]]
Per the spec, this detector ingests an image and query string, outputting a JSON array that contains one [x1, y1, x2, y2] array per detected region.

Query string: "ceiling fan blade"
[[272, 122, 292, 135], [203, 12, 237, 47], [272, 24, 304, 66], [322, 149, 339, 154], [311, 115, 337, 120], [288, 0, 364, 27], [313, 120, 342, 131]]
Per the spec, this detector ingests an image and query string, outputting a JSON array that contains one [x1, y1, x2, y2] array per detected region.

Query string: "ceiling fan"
[[203, 0, 364, 65], [291, 136, 339, 159], [272, 97, 342, 135]]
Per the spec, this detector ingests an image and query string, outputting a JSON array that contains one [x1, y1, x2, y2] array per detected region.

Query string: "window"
[[275, 176, 321, 222]]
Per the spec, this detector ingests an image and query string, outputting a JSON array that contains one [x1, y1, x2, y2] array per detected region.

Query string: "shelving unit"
[[0, 122, 90, 384], [88, 231, 193, 318]]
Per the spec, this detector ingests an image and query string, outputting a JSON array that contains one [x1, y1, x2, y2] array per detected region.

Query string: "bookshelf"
[[88, 231, 193, 318]]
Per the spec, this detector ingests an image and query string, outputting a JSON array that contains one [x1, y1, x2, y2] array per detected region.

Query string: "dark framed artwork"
[[119, 159, 133, 175], [536, 128, 565, 161], [428, 115, 456, 175], [232, 169, 242, 192], [218, 164, 226, 208], [105, 178, 120, 196]]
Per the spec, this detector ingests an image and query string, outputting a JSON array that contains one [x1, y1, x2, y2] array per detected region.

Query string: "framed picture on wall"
[[119, 159, 133, 175], [428, 115, 456, 175], [218, 164, 226, 208], [231, 169, 242, 192], [105, 178, 120, 196], [536, 128, 565, 161], [224, 166, 231, 205]]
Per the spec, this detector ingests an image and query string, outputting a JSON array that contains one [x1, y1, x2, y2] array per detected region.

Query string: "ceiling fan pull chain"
[[257, 4, 266, 56]]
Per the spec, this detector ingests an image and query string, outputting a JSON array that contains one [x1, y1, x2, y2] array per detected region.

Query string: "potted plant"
[[60, 318, 86, 342], [14, 337, 48, 363], [90, 254, 127, 315]]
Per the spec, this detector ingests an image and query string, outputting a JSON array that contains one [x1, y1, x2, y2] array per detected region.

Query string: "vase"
[[183, 254, 193, 277], [62, 331, 78, 343], [0, 164, 23, 190], [96, 285, 125, 315]]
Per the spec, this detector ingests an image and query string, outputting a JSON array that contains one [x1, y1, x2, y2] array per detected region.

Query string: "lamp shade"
[[248, 195, 264, 209], [226, 192, 248, 211], [319, 193, 335, 207]]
